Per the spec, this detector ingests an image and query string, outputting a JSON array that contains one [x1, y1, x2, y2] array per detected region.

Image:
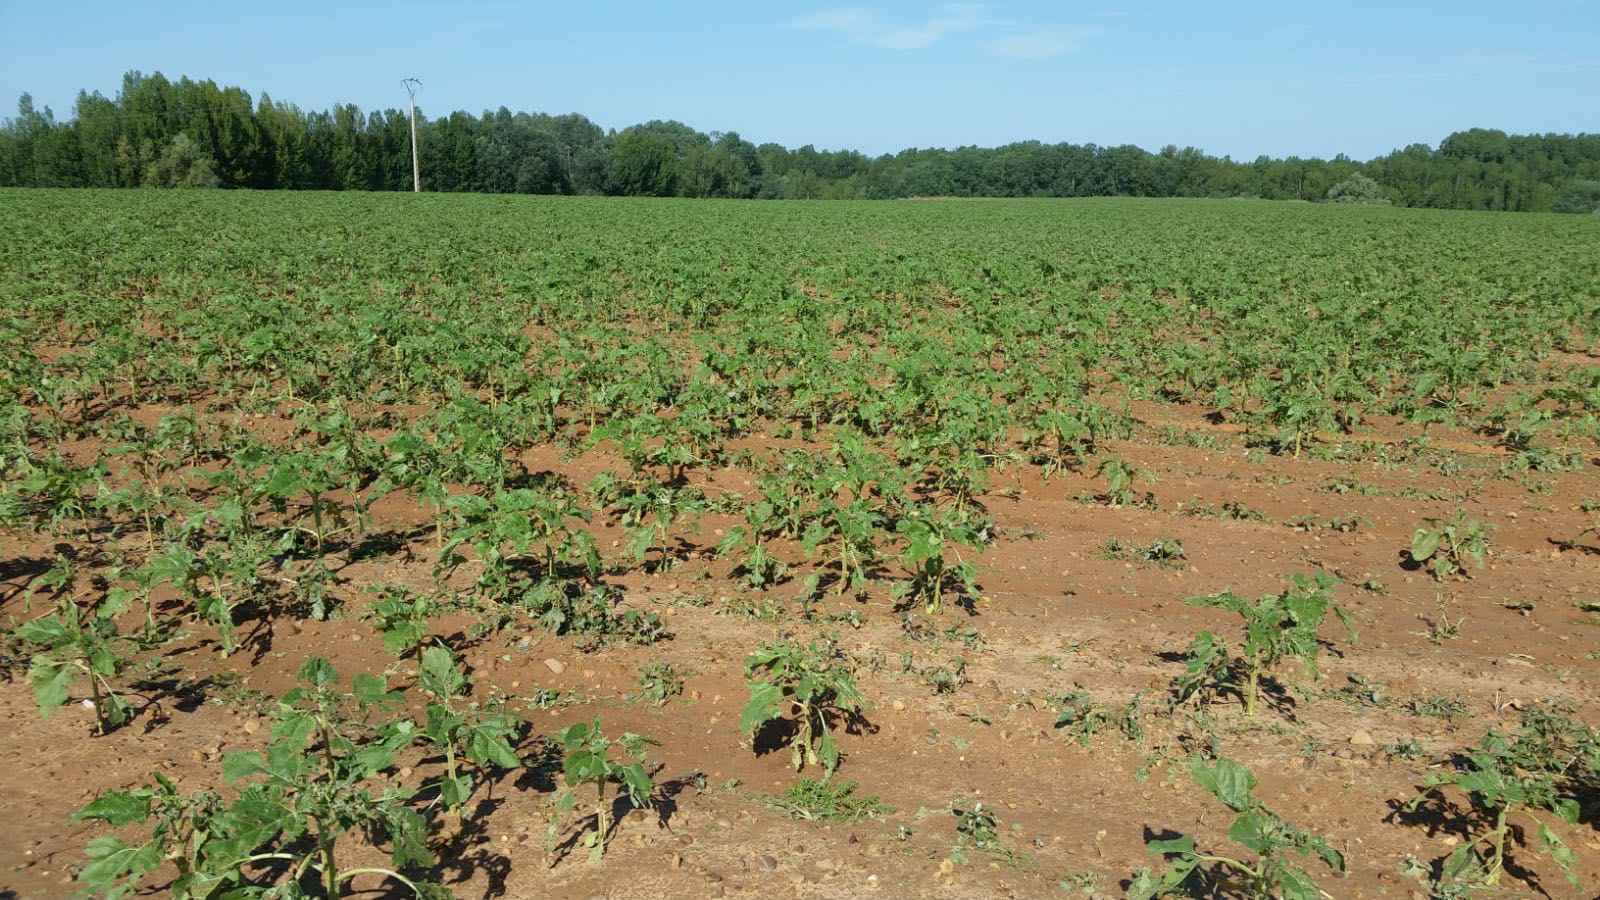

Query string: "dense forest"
[[3, 71, 1599, 212]]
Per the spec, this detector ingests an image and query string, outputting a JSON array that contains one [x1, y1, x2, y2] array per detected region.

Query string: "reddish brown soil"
[[4, 408, 1600, 900]]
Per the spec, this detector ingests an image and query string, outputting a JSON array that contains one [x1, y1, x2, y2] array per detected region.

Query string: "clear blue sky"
[[0, 1, 1594, 160]]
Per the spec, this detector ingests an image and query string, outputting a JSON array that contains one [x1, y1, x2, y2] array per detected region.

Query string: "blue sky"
[[0, 1, 1595, 160]]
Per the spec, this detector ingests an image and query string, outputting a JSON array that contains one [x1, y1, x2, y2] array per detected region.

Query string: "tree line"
[[2, 71, 1598, 212]]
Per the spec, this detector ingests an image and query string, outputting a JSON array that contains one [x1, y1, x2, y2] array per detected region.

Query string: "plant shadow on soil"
[[1551, 535, 1600, 556], [1151, 650, 1305, 721], [541, 772, 701, 869], [341, 527, 429, 567], [430, 797, 514, 898], [1126, 826, 1261, 897], [748, 708, 879, 761], [0, 554, 54, 601], [124, 670, 255, 729]]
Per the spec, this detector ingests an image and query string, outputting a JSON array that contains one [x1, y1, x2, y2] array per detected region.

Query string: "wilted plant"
[[16, 596, 134, 735], [1130, 757, 1345, 899], [546, 716, 656, 863], [416, 646, 524, 818], [72, 657, 446, 898], [1403, 709, 1598, 891], [628, 660, 685, 707], [1177, 572, 1355, 716], [740, 636, 867, 776], [1409, 508, 1491, 579], [1097, 455, 1155, 508]]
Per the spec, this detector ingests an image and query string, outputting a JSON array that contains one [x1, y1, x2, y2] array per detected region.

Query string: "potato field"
[[3, 190, 1600, 899]]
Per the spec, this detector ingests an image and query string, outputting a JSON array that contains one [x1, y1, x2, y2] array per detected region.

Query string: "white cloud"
[[790, 4, 1001, 50], [981, 28, 1093, 59]]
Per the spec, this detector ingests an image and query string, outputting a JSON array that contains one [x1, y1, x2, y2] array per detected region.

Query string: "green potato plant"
[[800, 495, 883, 597], [1025, 408, 1096, 479], [1177, 571, 1355, 717], [1252, 371, 1352, 458], [628, 660, 685, 707], [1403, 709, 1599, 891], [740, 636, 867, 776], [158, 500, 275, 654], [1096, 455, 1155, 508], [893, 502, 985, 614], [546, 716, 657, 863], [0, 451, 106, 540], [716, 526, 789, 588], [372, 429, 455, 551], [72, 657, 446, 899], [16, 595, 134, 735], [714, 504, 790, 588], [259, 447, 366, 558], [1130, 756, 1346, 899], [1409, 508, 1492, 580], [71, 772, 227, 900], [439, 485, 599, 597], [364, 583, 447, 658], [615, 483, 705, 573], [416, 646, 524, 818], [93, 454, 187, 555]]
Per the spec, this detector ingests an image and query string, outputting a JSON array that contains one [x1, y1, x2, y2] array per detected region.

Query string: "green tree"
[[1551, 179, 1600, 213], [1325, 172, 1390, 205], [610, 130, 677, 197], [4, 68, 1600, 204], [142, 134, 220, 188]]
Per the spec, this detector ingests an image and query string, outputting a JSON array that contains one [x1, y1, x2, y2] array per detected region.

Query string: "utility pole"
[[402, 77, 422, 192]]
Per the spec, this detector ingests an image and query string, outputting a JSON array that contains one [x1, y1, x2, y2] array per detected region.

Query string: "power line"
[[15, 100, 413, 127], [42, 102, 258, 123]]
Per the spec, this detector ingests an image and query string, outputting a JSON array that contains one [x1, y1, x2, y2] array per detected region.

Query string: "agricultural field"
[[2, 189, 1600, 899]]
